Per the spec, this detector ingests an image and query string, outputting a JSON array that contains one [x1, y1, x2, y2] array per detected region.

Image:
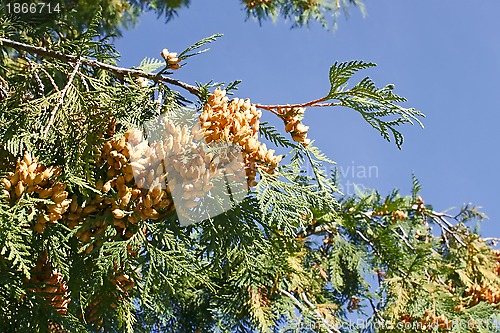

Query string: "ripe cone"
[[1, 178, 11, 191], [112, 208, 125, 219]]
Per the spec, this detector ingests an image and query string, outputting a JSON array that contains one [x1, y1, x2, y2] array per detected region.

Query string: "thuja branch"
[[0, 76, 8, 101], [279, 289, 340, 333], [43, 58, 81, 138], [354, 229, 413, 280], [253, 97, 342, 115], [299, 292, 340, 333], [299, 207, 471, 248], [0, 37, 201, 97], [0, 37, 336, 114], [425, 209, 466, 247], [483, 237, 500, 245]]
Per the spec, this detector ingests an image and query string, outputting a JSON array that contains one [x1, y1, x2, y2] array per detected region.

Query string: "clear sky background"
[[115, 0, 500, 239]]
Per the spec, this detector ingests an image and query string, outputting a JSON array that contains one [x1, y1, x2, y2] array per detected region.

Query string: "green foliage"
[[244, 0, 366, 30], [136, 57, 164, 74], [0, 203, 32, 278], [0, 0, 365, 40], [259, 121, 296, 148], [327, 61, 425, 148], [0, 5, 499, 333], [178, 33, 223, 60]]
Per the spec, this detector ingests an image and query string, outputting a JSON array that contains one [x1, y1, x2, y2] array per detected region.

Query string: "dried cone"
[[28, 252, 71, 315], [160, 48, 181, 70], [47, 321, 68, 333], [111, 272, 135, 294], [83, 264, 135, 326], [280, 107, 310, 145]]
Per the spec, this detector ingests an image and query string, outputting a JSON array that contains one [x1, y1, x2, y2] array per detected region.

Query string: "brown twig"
[[43, 58, 81, 138], [77, 72, 90, 92], [26, 57, 45, 97], [0, 37, 350, 117], [38, 66, 59, 91], [300, 292, 340, 333], [0, 37, 201, 97], [483, 237, 500, 244], [279, 288, 340, 333], [253, 97, 342, 115], [368, 298, 384, 323], [0, 76, 9, 101], [426, 210, 466, 247]]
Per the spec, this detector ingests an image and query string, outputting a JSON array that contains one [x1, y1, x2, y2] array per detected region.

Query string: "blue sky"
[[115, 0, 500, 239]]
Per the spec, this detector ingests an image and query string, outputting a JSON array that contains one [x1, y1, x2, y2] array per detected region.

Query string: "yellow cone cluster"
[[391, 210, 408, 222], [64, 117, 237, 249], [201, 88, 282, 187], [129, 114, 255, 220], [1, 90, 286, 236], [161, 48, 181, 70], [126, 121, 215, 216], [1, 152, 70, 234], [28, 252, 70, 315], [129, 123, 209, 213], [279, 107, 310, 145], [67, 130, 176, 251]]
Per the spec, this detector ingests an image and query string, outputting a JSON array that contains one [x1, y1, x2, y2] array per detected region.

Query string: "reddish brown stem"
[[253, 97, 342, 115]]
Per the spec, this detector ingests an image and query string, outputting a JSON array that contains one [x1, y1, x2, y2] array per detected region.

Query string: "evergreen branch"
[[305, 144, 336, 166], [178, 33, 223, 60], [305, 148, 326, 192], [42, 58, 81, 138], [299, 292, 340, 333], [38, 66, 59, 91], [279, 289, 340, 333], [258, 121, 296, 148], [326, 61, 425, 148], [426, 210, 466, 247], [136, 57, 164, 74], [0, 37, 201, 97], [253, 97, 340, 114], [301, 204, 469, 249], [328, 61, 376, 95], [355, 229, 412, 280], [0, 81, 8, 101], [251, 61, 424, 151]]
